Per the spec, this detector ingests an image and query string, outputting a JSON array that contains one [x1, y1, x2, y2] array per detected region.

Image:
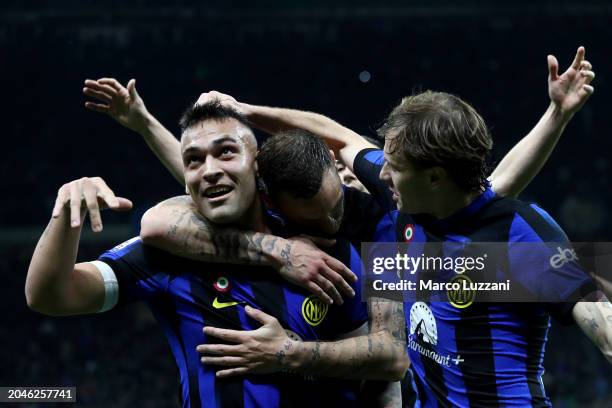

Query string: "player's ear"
[[428, 166, 447, 189], [329, 150, 336, 161]]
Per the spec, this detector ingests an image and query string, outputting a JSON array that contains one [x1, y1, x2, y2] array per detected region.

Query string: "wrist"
[[237, 102, 256, 118], [135, 110, 156, 137], [548, 101, 573, 123], [265, 236, 291, 270]]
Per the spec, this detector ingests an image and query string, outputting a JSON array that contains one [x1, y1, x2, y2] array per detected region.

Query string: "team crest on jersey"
[[403, 224, 414, 242], [447, 275, 475, 309], [301, 295, 328, 326], [213, 276, 231, 293]]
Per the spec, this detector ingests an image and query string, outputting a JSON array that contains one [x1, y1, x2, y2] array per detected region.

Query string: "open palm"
[[548, 46, 595, 116], [83, 78, 149, 133]]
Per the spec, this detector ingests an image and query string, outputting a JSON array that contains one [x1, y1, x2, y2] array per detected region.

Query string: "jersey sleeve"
[[506, 204, 597, 324], [327, 241, 369, 334], [338, 185, 394, 244], [353, 148, 395, 211], [96, 237, 171, 308]]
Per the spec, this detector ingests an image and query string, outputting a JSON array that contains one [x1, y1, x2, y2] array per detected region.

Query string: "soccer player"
[[185, 48, 612, 407], [79, 47, 595, 406], [25, 102, 408, 407]]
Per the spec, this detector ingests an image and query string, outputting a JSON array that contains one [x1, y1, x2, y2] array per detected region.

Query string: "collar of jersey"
[[416, 186, 496, 231]]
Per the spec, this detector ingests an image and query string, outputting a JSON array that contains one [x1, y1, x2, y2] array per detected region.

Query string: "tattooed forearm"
[[573, 293, 612, 363], [283, 297, 409, 380], [144, 196, 290, 268]]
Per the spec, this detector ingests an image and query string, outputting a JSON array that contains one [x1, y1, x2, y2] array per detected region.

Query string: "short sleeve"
[[353, 148, 395, 211], [97, 237, 171, 308], [507, 204, 597, 324]]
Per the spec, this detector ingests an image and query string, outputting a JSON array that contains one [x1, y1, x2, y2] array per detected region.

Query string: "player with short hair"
[[25, 101, 408, 407], [145, 48, 605, 407]]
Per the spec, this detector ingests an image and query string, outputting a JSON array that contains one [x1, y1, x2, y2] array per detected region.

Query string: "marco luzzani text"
[[370, 253, 511, 292]]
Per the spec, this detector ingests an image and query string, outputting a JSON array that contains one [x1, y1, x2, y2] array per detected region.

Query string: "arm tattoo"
[[311, 342, 321, 362]]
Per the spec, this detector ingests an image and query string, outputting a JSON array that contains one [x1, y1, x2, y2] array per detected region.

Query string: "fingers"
[[113, 197, 134, 211], [51, 178, 131, 228], [319, 265, 355, 300], [97, 78, 123, 91], [580, 70, 595, 84], [317, 275, 343, 305], [127, 79, 138, 99], [84, 79, 117, 97], [203, 326, 246, 343], [83, 87, 112, 103], [580, 60, 592, 71], [547, 55, 559, 81], [305, 282, 333, 305], [244, 305, 278, 326], [196, 343, 243, 356], [52, 187, 68, 218], [570, 46, 585, 70], [324, 255, 358, 284], [84, 101, 111, 114], [216, 367, 250, 378], [200, 356, 247, 367], [582, 84, 595, 96], [69, 182, 82, 228], [83, 183, 103, 232]]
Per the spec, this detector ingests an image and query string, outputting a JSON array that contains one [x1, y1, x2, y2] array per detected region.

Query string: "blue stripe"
[[173, 276, 215, 408], [364, 149, 384, 165], [488, 306, 533, 406], [149, 301, 192, 407], [243, 379, 279, 408]]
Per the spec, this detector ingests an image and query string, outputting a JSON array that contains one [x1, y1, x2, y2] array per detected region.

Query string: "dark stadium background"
[[1, 1, 611, 406]]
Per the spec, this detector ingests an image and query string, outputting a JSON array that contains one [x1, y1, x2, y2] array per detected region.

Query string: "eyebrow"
[[182, 136, 239, 156], [211, 136, 239, 146]]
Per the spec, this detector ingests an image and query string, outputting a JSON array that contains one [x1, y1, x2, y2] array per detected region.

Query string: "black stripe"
[[455, 304, 500, 408], [524, 312, 550, 407], [249, 275, 291, 405]]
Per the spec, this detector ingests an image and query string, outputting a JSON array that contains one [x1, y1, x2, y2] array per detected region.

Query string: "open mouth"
[[203, 185, 234, 200]]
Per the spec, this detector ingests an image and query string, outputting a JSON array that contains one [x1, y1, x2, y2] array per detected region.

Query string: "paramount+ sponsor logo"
[[549, 246, 579, 268], [301, 295, 329, 326]]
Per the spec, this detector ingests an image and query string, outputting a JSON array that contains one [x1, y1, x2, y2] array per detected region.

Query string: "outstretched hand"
[[52, 177, 133, 232], [83, 78, 150, 133], [548, 46, 595, 116]]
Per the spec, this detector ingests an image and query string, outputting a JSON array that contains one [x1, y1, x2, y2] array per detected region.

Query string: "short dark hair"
[[378, 90, 492, 192], [179, 100, 252, 134], [257, 130, 335, 199]]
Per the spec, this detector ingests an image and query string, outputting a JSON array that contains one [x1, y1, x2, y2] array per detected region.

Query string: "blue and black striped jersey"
[[97, 234, 367, 408], [354, 148, 597, 408]]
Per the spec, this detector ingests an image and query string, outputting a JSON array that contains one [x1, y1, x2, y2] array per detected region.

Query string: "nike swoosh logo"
[[212, 297, 242, 309]]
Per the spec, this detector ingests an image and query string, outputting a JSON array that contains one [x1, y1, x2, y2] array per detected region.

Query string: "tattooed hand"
[[198, 306, 294, 377], [275, 236, 358, 305]]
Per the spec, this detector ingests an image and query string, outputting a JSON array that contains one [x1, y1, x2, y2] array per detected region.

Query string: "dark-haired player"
[[25, 102, 409, 407], [190, 47, 611, 407]]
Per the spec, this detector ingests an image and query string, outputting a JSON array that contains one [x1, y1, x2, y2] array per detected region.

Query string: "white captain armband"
[[90, 260, 119, 312]]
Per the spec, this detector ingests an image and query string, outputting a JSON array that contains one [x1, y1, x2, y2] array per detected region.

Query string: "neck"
[[429, 185, 484, 220], [234, 196, 269, 233]]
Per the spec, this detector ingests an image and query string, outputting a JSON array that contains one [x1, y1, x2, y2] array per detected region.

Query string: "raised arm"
[[140, 196, 357, 305], [572, 291, 612, 363], [83, 78, 184, 184], [195, 91, 376, 171], [25, 177, 133, 316], [197, 297, 409, 381], [490, 46, 595, 197]]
